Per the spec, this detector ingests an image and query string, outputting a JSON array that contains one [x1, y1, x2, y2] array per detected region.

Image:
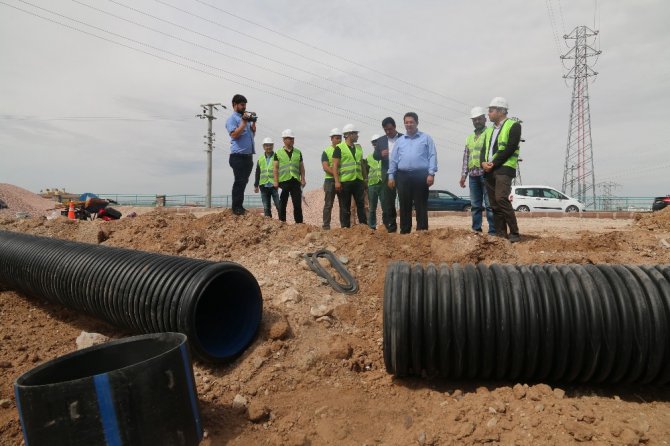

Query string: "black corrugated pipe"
[[0, 230, 263, 363], [383, 261, 670, 384]]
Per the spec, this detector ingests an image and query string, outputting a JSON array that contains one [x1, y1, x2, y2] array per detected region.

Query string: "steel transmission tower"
[[561, 26, 601, 209]]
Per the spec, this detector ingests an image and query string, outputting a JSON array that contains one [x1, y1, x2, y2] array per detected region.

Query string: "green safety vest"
[[484, 119, 519, 169], [336, 142, 364, 182], [366, 154, 382, 186], [323, 146, 335, 179], [465, 130, 487, 171], [275, 147, 302, 182], [257, 154, 274, 185]]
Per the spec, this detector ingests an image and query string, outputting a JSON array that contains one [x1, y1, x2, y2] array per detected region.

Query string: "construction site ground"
[[2, 187, 670, 445]]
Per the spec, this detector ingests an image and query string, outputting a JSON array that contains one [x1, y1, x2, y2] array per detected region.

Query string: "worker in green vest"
[[254, 137, 280, 218], [459, 107, 495, 234], [366, 134, 383, 229], [481, 97, 521, 242], [273, 129, 305, 224], [321, 128, 342, 230], [333, 124, 367, 228]]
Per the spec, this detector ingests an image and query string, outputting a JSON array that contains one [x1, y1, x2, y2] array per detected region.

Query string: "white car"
[[510, 185, 584, 213]]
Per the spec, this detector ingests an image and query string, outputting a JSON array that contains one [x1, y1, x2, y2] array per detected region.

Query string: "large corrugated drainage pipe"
[[15, 332, 202, 446], [0, 230, 263, 363], [383, 261, 670, 384]]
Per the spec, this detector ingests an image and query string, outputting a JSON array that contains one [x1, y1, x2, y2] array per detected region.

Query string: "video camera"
[[242, 111, 258, 123]]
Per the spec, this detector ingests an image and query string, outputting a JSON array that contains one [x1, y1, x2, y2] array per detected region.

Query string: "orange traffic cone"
[[67, 201, 76, 220]]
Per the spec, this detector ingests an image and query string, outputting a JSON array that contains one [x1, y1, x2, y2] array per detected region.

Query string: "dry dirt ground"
[[1, 198, 670, 445]]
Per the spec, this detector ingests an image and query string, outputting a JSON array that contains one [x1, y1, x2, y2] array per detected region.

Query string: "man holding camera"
[[225, 94, 256, 216]]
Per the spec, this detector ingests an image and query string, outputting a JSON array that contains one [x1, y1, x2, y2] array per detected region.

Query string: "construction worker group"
[[235, 94, 521, 241]]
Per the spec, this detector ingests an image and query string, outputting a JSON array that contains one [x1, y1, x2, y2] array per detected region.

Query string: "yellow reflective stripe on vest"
[[276, 147, 302, 182], [366, 154, 382, 185], [337, 142, 363, 182], [465, 131, 486, 171], [257, 155, 274, 185], [323, 146, 335, 179], [484, 119, 519, 169]]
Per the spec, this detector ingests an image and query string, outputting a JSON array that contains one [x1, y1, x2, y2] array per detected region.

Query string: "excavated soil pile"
[[1, 206, 670, 445], [0, 183, 56, 218]]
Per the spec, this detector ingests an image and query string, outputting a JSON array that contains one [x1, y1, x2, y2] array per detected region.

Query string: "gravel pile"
[[0, 183, 57, 218]]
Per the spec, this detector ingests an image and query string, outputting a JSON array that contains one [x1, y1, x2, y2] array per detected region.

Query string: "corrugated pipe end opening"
[[192, 268, 263, 362]]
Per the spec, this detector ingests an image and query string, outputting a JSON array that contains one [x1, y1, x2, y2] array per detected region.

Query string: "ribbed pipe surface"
[[383, 261, 670, 384], [0, 230, 263, 363]]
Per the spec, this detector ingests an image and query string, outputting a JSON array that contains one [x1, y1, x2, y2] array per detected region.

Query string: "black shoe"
[[232, 208, 246, 216], [474, 228, 483, 233], [508, 234, 521, 243], [387, 226, 398, 233]]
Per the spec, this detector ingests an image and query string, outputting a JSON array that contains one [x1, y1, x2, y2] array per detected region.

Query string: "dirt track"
[[2, 203, 670, 445]]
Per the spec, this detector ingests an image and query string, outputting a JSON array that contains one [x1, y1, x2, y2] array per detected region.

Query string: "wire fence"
[[95, 193, 658, 212]]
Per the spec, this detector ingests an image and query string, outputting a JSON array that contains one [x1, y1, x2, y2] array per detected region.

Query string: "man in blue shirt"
[[387, 112, 438, 234], [225, 94, 256, 215]]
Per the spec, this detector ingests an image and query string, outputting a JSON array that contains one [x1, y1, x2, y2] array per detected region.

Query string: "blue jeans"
[[469, 175, 495, 233], [260, 186, 280, 217], [368, 183, 382, 229]]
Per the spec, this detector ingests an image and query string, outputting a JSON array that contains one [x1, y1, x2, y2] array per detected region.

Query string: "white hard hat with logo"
[[281, 129, 295, 138], [470, 106, 486, 119], [262, 137, 274, 145], [370, 134, 381, 142], [489, 97, 509, 109], [342, 123, 358, 134], [329, 128, 342, 137]]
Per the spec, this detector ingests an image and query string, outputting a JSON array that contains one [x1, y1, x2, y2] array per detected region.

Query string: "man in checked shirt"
[[459, 106, 495, 234]]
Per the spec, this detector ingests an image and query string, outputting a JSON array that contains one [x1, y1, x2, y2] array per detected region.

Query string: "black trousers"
[[322, 179, 337, 229], [380, 172, 398, 232], [338, 180, 367, 228], [278, 178, 303, 223], [229, 154, 253, 211], [484, 172, 519, 237], [396, 170, 429, 234]]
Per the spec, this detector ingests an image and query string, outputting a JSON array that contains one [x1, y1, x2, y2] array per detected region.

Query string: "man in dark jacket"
[[373, 117, 402, 232], [481, 97, 522, 242]]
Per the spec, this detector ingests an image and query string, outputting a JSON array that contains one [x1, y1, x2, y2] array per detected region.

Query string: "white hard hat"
[[329, 128, 342, 137], [370, 134, 381, 142], [470, 106, 486, 119], [262, 137, 274, 145], [489, 97, 509, 109], [281, 129, 295, 138], [342, 123, 358, 134]]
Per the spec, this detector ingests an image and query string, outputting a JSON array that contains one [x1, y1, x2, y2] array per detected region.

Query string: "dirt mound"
[[0, 183, 56, 217], [1, 210, 670, 444], [635, 207, 670, 232]]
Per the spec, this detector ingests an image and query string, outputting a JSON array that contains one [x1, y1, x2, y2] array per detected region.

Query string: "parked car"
[[652, 195, 670, 211], [510, 185, 584, 212], [427, 190, 471, 211]]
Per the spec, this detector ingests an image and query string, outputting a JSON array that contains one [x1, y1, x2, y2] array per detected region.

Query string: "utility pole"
[[197, 103, 225, 208], [560, 25, 601, 209]]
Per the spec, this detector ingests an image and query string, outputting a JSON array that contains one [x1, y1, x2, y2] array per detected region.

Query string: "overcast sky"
[[1, 0, 668, 200]]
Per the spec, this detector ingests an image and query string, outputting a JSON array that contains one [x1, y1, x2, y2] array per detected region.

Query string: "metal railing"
[[95, 193, 656, 212]]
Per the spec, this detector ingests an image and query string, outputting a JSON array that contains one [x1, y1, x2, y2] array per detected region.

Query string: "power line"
[[545, 0, 564, 61], [1, 1, 463, 150], [153, 0, 467, 115], [0, 1, 380, 126], [11, 0, 386, 126], [74, 0, 465, 134], [0, 114, 193, 121], [188, 0, 470, 108]]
